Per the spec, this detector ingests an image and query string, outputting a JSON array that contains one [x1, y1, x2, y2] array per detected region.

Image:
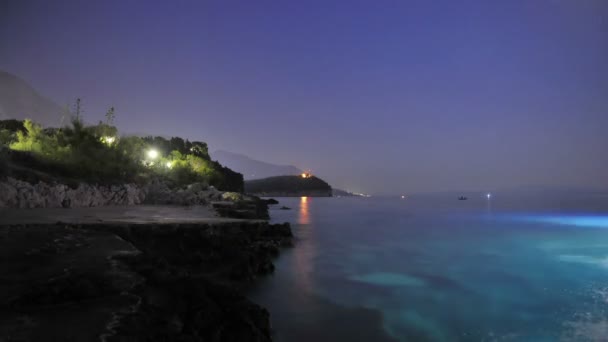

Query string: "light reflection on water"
[[299, 196, 310, 224], [293, 196, 315, 293]]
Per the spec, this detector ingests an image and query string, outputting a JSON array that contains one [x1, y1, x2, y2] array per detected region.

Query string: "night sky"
[[1, 0, 607, 194]]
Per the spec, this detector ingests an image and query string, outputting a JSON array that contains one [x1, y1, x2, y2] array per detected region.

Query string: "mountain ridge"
[[211, 150, 302, 180], [0, 70, 64, 127]]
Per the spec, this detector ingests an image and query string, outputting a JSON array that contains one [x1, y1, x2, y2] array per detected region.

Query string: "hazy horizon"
[[2, 0, 607, 194]]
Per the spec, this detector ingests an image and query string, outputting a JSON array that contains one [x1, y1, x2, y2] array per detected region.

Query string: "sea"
[[249, 193, 608, 341]]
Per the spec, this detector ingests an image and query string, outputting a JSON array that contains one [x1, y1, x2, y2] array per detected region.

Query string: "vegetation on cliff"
[[0, 117, 243, 191], [245, 175, 332, 196]]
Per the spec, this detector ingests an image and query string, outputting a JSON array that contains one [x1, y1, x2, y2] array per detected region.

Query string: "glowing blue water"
[[510, 215, 608, 229], [250, 195, 608, 341]]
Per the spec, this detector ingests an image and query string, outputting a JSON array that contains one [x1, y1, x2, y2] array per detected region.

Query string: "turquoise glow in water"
[[250, 196, 608, 341], [351, 272, 426, 287], [512, 215, 608, 228]]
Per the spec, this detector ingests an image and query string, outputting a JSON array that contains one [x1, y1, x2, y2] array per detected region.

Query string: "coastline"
[[0, 206, 293, 341]]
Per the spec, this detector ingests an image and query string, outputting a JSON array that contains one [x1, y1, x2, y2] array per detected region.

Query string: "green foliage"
[[141, 136, 210, 160], [58, 120, 140, 182], [10, 120, 68, 159], [0, 119, 25, 133], [140, 135, 241, 191], [92, 122, 118, 140], [0, 129, 14, 146], [117, 136, 146, 160], [209, 161, 244, 192], [222, 192, 243, 201], [105, 107, 115, 125], [0, 147, 7, 177], [73, 98, 83, 123], [5, 118, 244, 190]]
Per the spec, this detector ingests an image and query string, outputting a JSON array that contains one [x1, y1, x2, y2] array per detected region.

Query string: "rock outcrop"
[[0, 177, 266, 210], [0, 221, 293, 341], [142, 180, 224, 206], [0, 177, 145, 208]]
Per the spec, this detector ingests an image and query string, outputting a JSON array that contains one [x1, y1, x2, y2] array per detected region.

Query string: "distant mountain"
[[0, 70, 64, 127], [332, 188, 357, 197], [212, 150, 302, 180]]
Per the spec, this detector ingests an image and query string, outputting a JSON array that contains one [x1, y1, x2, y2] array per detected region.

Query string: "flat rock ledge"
[[0, 221, 293, 342]]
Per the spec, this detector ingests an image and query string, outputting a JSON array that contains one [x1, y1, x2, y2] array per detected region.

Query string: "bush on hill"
[[1, 119, 243, 191]]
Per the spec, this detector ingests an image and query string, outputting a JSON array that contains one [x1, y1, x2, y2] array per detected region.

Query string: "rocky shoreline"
[[0, 176, 243, 209], [0, 220, 292, 341]]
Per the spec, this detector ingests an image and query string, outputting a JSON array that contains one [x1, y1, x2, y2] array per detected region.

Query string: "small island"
[[245, 173, 333, 197]]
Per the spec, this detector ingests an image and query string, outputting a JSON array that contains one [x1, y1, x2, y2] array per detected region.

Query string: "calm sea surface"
[[249, 194, 608, 341]]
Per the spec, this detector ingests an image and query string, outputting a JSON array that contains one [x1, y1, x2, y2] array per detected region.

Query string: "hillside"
[[0, 70, 64, 127], [245, 175, 332, 197], [0, 119, 244, 192], [212, 150, 302, 180]]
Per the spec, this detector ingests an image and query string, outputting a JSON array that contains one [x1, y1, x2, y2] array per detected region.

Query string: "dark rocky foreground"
[[0, 220, 292, 341]]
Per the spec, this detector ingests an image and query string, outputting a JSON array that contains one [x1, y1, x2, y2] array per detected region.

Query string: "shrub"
[[0, 129, 14, 146], [5, 119, 244, 190], [0, 119, 25, 133]]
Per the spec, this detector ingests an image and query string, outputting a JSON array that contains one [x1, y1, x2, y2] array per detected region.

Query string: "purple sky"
[[1, 0, 607, 194]]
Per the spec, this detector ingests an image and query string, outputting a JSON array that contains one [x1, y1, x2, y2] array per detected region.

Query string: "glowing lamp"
[[166, 161, 173, 169], [487, 193, 492, 199], [147, 149, 159, 159], [102, 136, 115, 145]]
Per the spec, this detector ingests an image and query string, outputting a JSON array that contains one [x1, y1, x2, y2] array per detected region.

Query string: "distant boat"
[[458, 196, 468, 200]]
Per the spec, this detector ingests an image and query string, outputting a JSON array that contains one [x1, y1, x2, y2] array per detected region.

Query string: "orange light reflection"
[[299, 196, 310, 224], [294, 196, 314, 293]]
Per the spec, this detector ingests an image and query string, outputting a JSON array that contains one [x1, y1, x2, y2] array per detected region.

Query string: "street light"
[[147, 149, 159, 159]]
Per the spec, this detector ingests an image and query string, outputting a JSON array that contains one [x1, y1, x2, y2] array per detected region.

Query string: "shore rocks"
[[0, 177, 145, 208], [142, 180, 224, 206], [0, 221, 293, 341], [0, 178, 252, 210], [99, 221, 292, 341], [213, 199, 270, 220], [0, 225, 142, 341]]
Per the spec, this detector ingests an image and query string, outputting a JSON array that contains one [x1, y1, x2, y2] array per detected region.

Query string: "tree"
[[105, 107, 116, 125], [9, 119, 65, 158], [73, 98, 83, 123]]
